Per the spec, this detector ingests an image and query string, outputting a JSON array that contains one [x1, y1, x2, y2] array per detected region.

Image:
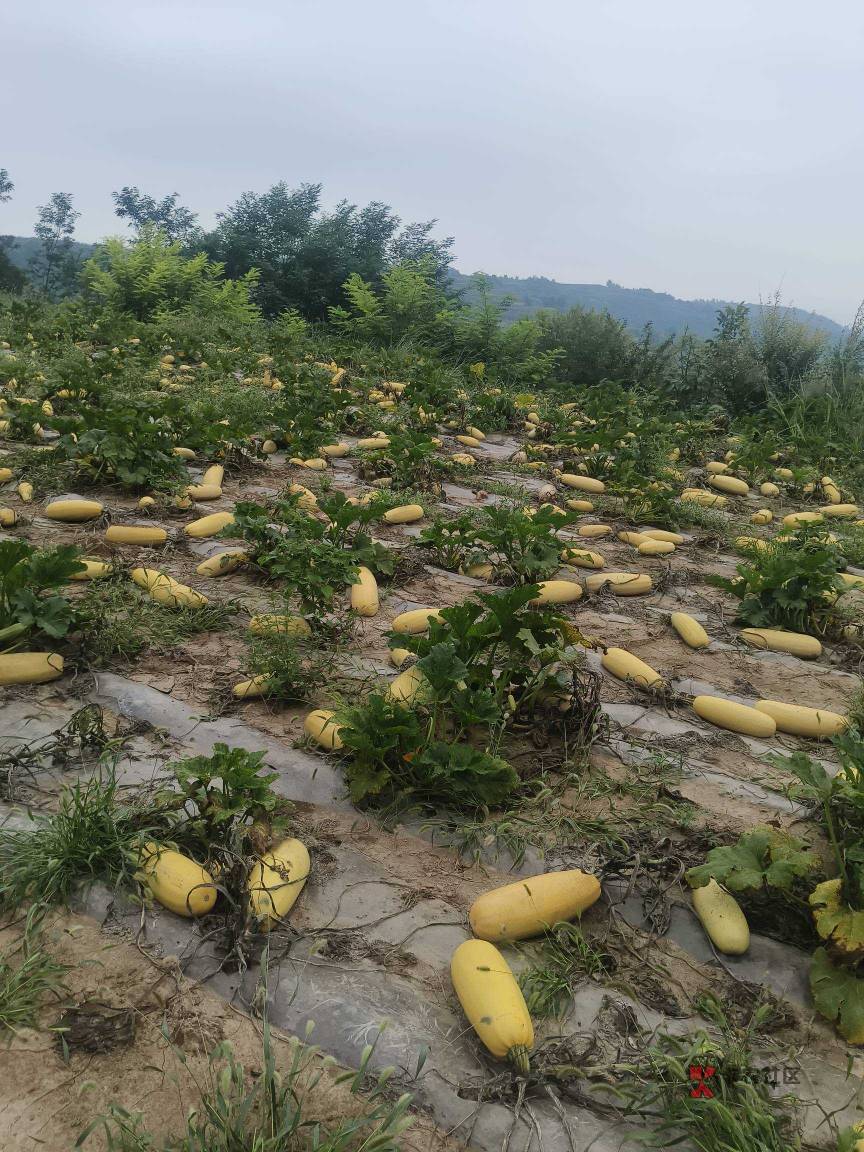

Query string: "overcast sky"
[[2, 0, 862, 322]]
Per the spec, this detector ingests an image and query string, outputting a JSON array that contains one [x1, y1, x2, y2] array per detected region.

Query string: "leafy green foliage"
[[710, 525, 849, 632], [810, 947, 864, 1044], [0, 540, 83, 644], [518, 921, 613, 1018], [470, 503, 578, 584], [0, 908, 67, 1032], [686, 827, 817, 894], [417, 510, 484, 571]]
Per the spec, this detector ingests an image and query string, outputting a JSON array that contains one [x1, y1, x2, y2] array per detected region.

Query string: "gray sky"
[[2, 0, 862, 322]]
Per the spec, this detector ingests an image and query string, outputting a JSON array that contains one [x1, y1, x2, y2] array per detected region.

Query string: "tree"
[[0, 168, 25, 293], [202, 181, 453, 318], [30, 192, 80, 297], [112, 186, 199, 244], [82, 225, 259, 323]]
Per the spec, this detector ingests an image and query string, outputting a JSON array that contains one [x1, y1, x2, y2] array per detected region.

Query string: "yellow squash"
[[386, 665, 428, 704], [531, 580, 582, 605], [739, 628, 822, 659], [138, 843, 217, 918], [642, 529, 684, 544], [68, 559, 111, 581], [350, 566, 379, 616], [383, 503, 424, 525], [558, 474, 605, 494], [691, 879, 749, 954], [45, 498, 104, 522], [638, 539, 675, 556], [105, 525, 168, 545], [248, 613, 312, 638], [450, 939, 534, 1071], [185, 511, 235, 538], [585, 571, 652, 596], [692, 695, 776, 738], [0, 652, 64, 685], [391, 607, 443, 634], [248, 838, 310, 930], [304, 709, 344, 750], [561, 547, 604, 570], [708, 474, 749, 496], [670, 612, 709, 649], [196, 549, 248, 577], [754, 700, 847, 739], [469, 870, 601, 942], [232, 674, 274, 698], [601, 647, 662, 689]]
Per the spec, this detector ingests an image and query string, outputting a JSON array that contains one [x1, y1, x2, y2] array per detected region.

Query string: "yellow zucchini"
[[601, 647, 662, 689], [708, 474, 749, 496], [759, 481, 780, 498], [356, 436, 390, 450], [531, 580, 582, 605], [670, 612, 709, 649], [750, 509, 773, 525], [467, 426, 485, 440], [638, 539, 675, 556], [303, 708, 344, 750], [137, 495, 156, 509], [0, 507, 17, 526], [149, 580, 208, 609], [821, 477, 842, 504], [248, 837, 310, 929], [202, 464, 224, 487], [692, 695, 776, 738], [351, 566, 379, 616], [681, 489, 728, 508], [386, 665, 428, 704], [450, 940, 533, 1071], [138, 843, 217, 918], [691, 878, 749, 954], [565, 498, 594, 512], [391, 607, 443, 634], [754, 700, 847, 739], [390, 647, 411, 668], [0, 652, 64, 685], [456, 434, 481, 448], [248, 613, 312, 638], [186, 484, 223, 500], [577, 524, 611, 539], [705, 461, 729, 474], [196, 549, 247, 577], [321, 443, 350, 457], [559, 474, 605, 494], [303, 457, 328, 470], [261, 439, 278, 454], [782, 510, 823, 528], [775, 467, 794, 480], [383, 504, 424, 525], [585, 571, 652, 596], [232, 674, 274, 698], [105, 525, 168, 545], [288, 484, 317, 509], [561, 547, 604, 570], [68, 559, 110, 581], [185, 511, 235, 538], [173, 447, 196, 459], [822, 503, 860, 519], [0, 468, 13, 482], [451, 452, 476, 466], [45, 498, 104, 522], [469, 869, 601, 942], [463, 562, 495, 579], [642, 529, 684, 544], [16, 482, 32, 503], [618, 531, 649, 546], [739, 628, 821, 659]]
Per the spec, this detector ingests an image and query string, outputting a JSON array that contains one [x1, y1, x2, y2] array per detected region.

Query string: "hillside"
[[449, 269, 847, 339], [2, 236, 847, 339]]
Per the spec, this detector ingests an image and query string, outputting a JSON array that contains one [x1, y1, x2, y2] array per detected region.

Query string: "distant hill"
[[2, 237, 846, 340], [449, 270, 846, 341], [2, 236, 97, 269]]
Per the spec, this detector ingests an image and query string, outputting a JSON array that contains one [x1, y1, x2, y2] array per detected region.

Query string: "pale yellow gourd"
[[708, 474, 749, 496], [642, 529, 684, 544], [750, 509, 773, 525], [351, 566, 379, 617], [450, 940, 533, 1071], [760, 481, 780, 498], [638, 539, 675, 556], [531, 580, 582, 605], [577, 524, 611, 539], [196, 550, 248, 577], [248, 614, 312, 638], [754, 700, 847, 739], [303, 709, 344, 750], [383, 504, 424, 525], [138, 843, 217, 918], [469, 870, 601, 942], [386, 665, 428, 704], [585, 571, 652, 596], [782, 511, 823, 528], [559, 474, 605, 494], [670, 612, 710, 649], [0, 652, 64, 685], [232, 674, 274, 699], [691, 879, 750, 954], [692, 695, 776, 738], [561, 547, 604, 569], [739, 628, 821, 659], [185, 511, 235, 538], [105, 525, 168, 545], [601, 647, 662, 689], [45, 498, 104, 522], [248, 838, 310, 929], [186, 484, 223, 500], [391, 607, 443, 634]]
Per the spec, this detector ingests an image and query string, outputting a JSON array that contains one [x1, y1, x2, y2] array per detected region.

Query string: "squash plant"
[[0, 540, 83, 648]]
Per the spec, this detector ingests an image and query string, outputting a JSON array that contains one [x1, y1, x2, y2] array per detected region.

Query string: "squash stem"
[[507, 1044, 531, 1074]]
